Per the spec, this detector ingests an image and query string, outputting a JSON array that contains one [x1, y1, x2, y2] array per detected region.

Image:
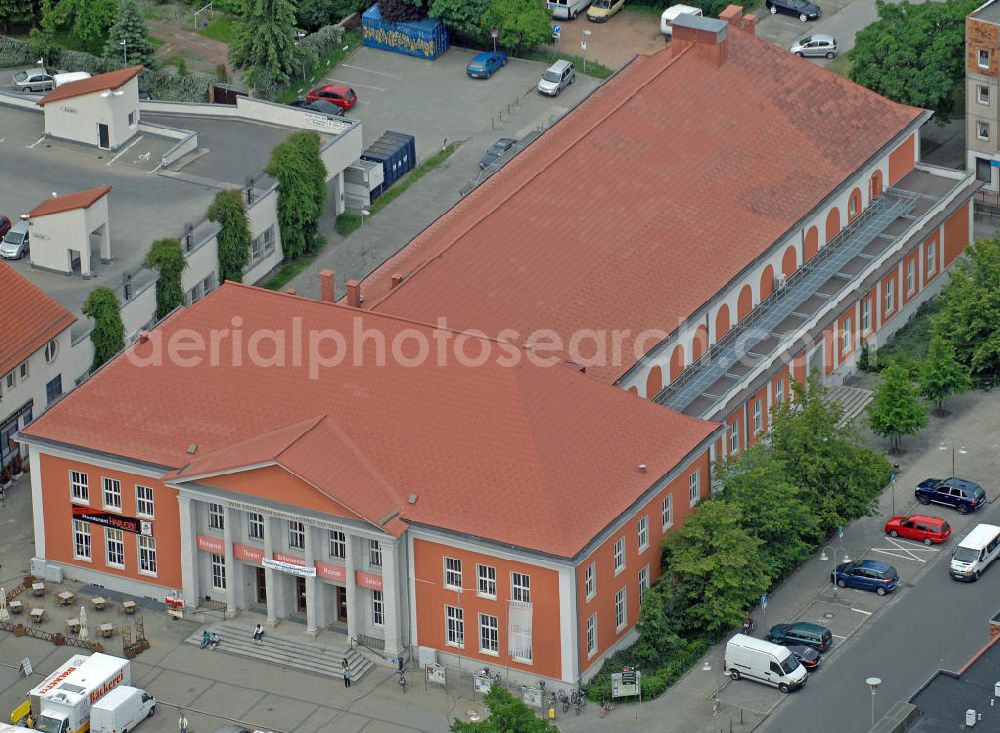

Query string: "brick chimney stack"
[[744, 14, 757, 36], [672, 15, 729, 66], [390, 273, 404, 289], [346, 279, 362, 307], [319, 269, 336, 303]]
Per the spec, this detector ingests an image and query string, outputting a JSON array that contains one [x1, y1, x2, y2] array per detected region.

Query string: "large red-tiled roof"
[[0, 262, 76, 376], [361, 27, 923, 384], [37, 66, 142, 107], [23, 283, 717, 556], [29, 185, 111, 218]]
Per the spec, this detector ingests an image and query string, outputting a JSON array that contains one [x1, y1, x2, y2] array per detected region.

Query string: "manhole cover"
[[823, 612, 835, 619]]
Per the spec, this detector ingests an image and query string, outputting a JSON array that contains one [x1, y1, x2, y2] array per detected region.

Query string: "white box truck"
[[90, 686, 155, 733], [724, 634, 807, 693], [30, 653, 131, 733]]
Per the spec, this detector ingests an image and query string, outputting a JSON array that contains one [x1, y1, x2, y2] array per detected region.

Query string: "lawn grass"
[[53, 28, 103, 56], [370, 143, 459, 214], [198, 14, 236, 45], [825, 53, 851, 78], [624, 5, 662, 17], [522, 48, 614, 79], [279, 28, 362, 104], [336, 212, 362, 237], [263, 254, 320, 291]]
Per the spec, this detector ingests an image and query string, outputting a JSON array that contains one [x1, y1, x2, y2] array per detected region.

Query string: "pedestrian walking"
[[178, 713, 188, 733], [252, 624, 264, 642], [342, 659, 351, 688]]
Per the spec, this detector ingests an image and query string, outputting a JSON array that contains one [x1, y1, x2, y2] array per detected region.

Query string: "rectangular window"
[[73, 520, 91, 560], [105, 527, 125, 567], [885, 280, 895, 314], [19, 361, 28, 380], [979, 120, 991, 140], [372, 590, 384, 626], [247, 226, 276, 270], [979, 85, 990, 105], [979, 48, 990, 69], [477, 564, 496, 598], [4, 371, 14, 390], [444, 557, 462, 590], [138, 535, 157, 575], [445, 605, 465, 647], [136, 485, 154, 517], [639, 565, 650, 605], [906, 259, 916, 295], [774, 377, 786, 405], [208, 503, 225, 530], [511, 572, 531, 603], [615, 587, 627, 631], [585, 562, 596, 600], [689, 470, 701, 507], [249, 512, 264, 540], [862, 298, 872, 332], [976, 157, 993, 183], [289, 520, 305, 550], [729, 421, 739, 454], [637, 516, 649, 552], [211, 553, 226, 589], [329, 529, 345, 559], [128, 110, 136, 125], [841, 319, 852, 354], [479, 613, 499, 655], [70, 471, 89, 502], [587, 613, 598, 656], [661, 494, 673, 531], [613, 537, 625, 574], [369, 539, 382, 567], [926, 241, 937, 276], [753, 399, 763, 433], [102, 477, 122, 510], [46, 375, 62, 405]]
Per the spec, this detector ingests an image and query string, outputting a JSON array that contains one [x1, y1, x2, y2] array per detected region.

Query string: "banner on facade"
[[508, 600, 533, 661], [196, 535, 224, 553], [72, 506, 151, 536], [262, 558, 316, 577]]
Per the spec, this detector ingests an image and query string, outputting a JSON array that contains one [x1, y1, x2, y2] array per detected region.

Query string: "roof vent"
[[637, 464, 647, 472], [379, 510, 399, 525], [186, 443, 198, 455], [408, 493, 418, 504]]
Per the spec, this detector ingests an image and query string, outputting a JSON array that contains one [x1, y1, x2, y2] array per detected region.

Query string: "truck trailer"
[[29, 653, 131, 733]]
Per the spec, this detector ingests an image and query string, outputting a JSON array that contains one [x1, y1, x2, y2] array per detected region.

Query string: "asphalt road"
[[759, 502, 1000, 733]]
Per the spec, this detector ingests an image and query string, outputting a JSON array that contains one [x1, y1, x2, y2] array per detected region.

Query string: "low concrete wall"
[[0, 91, 44, 112]]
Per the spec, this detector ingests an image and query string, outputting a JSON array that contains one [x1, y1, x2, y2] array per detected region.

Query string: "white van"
[[950, 523, 1000, 582], [725, 634, 807, 693], [90, 686, 155, 733], [660, 4, 703, 37], [54, 71, 91, 87], [547, 0, 591, 19]]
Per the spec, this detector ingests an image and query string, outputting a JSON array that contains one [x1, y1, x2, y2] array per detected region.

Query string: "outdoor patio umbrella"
[[79, 606, 89, 641]]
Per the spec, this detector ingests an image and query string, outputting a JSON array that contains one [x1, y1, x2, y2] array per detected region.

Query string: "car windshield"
[[799, 36, 812, 44], [34, 716, 62, 733], [543, 70, 563, 82], [3, 231, 24, 245], [779, 655, 801, 674], [488, 142, 511, 155], [954, 546, 980, 562], [14, 71, 28, 82], [593, 0, 611, 7]]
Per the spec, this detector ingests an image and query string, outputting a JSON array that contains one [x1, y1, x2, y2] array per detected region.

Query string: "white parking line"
[[27, 136, 44, 148], [328, 78, 386, 92], [107, 135, 143, 166], [871, 537, 939, 564], [341, 64, 401, 79], [851, 608, 872, 616]]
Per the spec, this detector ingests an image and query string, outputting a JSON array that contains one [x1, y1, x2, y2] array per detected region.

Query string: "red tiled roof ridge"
[[29, 185, 112, 218], [362, 47, 695, 312], [37, 66, 143, 107]]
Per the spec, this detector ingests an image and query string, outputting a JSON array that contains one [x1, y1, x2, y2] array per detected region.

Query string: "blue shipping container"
[[361, 131, 417, 190], [381, 131, 416, 168], [361, 4, 450, 61]]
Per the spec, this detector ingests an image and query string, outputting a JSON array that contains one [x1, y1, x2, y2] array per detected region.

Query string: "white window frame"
[[479, 613, 499, 656], [637, 516, 649, 553], [102, 477, 122, 511], [689, 470, 701, 507], [18, 361, 28, 380], [208, 503, 225, 530], [73, 520, 91, 560], [137, 535, 157, 576], [372, 589, 384, 626], [289, 520, 306, 550], [729, 421, 740, 454], [587, 613, 598, 656], [979, 120, 990, 140], [862, 298, 872, 332], [885, 279, 895, 314], [926, 241, 937, 276], [369, 539, 382, 568], [445, 605, 465, 648], [477, 564, 496, 599], [615, 587, 627, 631], [753, 398, 763, 434], [4, 370, 14, 390], [211, 553, 227, 590], [511, 572, 531, 603], [639, 565, 650, 605], [661, 494, 674, 531], [841, 319, 852, 354], [70, 471, 89, 503], [444, 557, 463, 590], [584, 562, 596, 600], [774, 377, 786, 405], [136, 485, 154, 518], [613, 537, 625, 575], [105, 527, 125, 568], [979, 84, 990, 105], [906, 259, 916, 295], [329, 529, 346, 559], [44, 339, 58, 363], [249, 512, 265, 541], [979, 48, 990, 69]]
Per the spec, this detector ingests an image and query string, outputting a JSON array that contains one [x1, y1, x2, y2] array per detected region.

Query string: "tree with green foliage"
[[82, 287, 125, 371], [849, 0, 978, 122], [229, 0, 304, 89], [208, 189, 252, 283], [867, 361, 928, 453], [919, 334, 972, 414], [54, 0, 119, 45], [145, 238, 188, 320], [4, 0, 42, 33], [427, 0, 490, 44], [103, 0, 155, 68], [378, 0, 426, 23], [661, 500, 770, 635], [933, 237, 1000, 378], [265, 131, 328, 259], [28, 0, 61, 67], [451, 687, 557, 733], [480, 0, 551, 55]]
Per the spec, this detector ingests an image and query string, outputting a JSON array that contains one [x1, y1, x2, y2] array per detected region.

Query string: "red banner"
[[355, 570, 383, 591], [234, 544, 263, 563], [315, 561, 346, 582], [196, 534, 224, 553]]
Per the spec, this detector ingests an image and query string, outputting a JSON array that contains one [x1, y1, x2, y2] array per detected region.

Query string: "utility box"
[[361, 131, 416, 191], [361, 5, 449, 60]]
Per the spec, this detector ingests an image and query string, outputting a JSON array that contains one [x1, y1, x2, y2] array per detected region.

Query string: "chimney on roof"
[[346, 279, 362, 308], [319, 269, 336, 303], [672, 14, 729, 66], [286, 288, 297, 295], [719, 4, 743, 27], [138, 330, 149, 344], [744, 13, 756, 35], [390, 273, 403, 289]]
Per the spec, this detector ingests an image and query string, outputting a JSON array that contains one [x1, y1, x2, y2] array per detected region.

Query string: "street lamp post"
[[360, 209, 370, 229], [938, 441, 968, 477], [820, 545, 850, 598], [120, 39, 127, 66], [866, 676, 882, 726], [890, 463, 899, 517], [702, 658, 721, 713], [582, 30, 591, 75]]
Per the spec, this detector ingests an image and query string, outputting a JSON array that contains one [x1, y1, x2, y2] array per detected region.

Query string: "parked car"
[[915, 477, 986, 514], [885, 514, 951, 545], [765, 0, 821, 21], [537, 60, 576, 96], [768, 622, 833, 652], [480, 138, 518, 169], [661, 4, 703, 38], [0, 215, 11, 239], [774, 642, 821, 671], [833, 559, 899, 595], [950, 523, 1000, 582], [587, 0, 625, 21], [305, 83, 358, 110], [138, 89, 153, 101], [290, 99, 345, 117], [0, 219, 30, 260], [467, 51, 508, 79], [12, 67, 54, 92], [790, 34, 837, 58]]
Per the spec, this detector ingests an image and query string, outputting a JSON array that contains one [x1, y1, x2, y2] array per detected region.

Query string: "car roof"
[[9, 219, 28, 233], [858, 559, 894, 572], [951, 478, 984, 491], [472, 51, 499, 59], [317, 83, 351, 93], [906, 514, 945, 524], [804, 33, 835, 42], [789, 622, 828, 633], [548, 59, 573, 72], [21, 67, 47, 75]]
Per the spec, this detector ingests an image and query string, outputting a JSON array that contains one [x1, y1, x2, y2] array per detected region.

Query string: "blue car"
[[832, 560, 899, 596], [915, 477, 986, 515], [467, 51, 508, 79]]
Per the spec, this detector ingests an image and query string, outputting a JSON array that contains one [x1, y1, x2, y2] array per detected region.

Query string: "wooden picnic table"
[[31, 582, 45, 597], [65, 618, 80, 633], [30, 608, 45, 623], [99, 623, 115, 638], [8, 599, 23, 614], [90, 597, 107, 610], [57, 591, 75, 606], [122, 600, 137, 614]]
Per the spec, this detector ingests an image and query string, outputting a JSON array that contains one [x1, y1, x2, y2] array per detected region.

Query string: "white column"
[[263, 515, 278, 625], [304, 525, 319, 635], [223, 505, 238, 618], [178, 495, 200, 607], [29, 450, 45, 559], [345, 533, 357, 642], [381, 539, 402, 656]]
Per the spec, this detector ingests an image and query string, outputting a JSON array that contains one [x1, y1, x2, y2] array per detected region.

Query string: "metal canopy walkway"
[[655, 188, 919, 414]]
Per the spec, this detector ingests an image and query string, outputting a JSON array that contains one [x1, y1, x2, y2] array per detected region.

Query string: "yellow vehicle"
[[587, 0, 625, 21]]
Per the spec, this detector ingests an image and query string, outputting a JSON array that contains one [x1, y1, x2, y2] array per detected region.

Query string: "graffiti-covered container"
[[361, 4, 450, 60]]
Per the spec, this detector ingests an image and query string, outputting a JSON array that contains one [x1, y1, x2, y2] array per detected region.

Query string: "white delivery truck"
[[724, 634, 807, 693], [30, 653, 131, 733], [90, 686, 155, 733]]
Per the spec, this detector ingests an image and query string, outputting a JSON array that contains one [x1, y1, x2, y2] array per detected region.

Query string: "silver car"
[[0, 220, 29, 260], [537, 60, 576, 96], [790, 34, 838, 59], [12, 67, 54, 92]]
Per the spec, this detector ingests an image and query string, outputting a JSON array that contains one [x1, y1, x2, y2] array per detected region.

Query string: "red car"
[[885, 514, 951, 545], [305, 83, 357, 110], [0, 215, 11, 239]]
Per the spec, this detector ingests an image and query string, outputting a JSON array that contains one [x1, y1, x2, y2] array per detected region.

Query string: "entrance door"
[[336, 586, 348, 623], [295, 576, 307, 613], [255, 567, 267, 604], [97, 123, 110, 149]]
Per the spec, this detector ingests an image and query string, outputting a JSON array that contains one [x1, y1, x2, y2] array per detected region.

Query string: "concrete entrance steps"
[[826, 385, 874, 427], [183, 620, 376, 682]]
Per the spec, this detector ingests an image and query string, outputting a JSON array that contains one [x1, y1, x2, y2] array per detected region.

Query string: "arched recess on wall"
[[781, 245, 797, 278], [759, 265, 775, 301], [804, 226, 819, 261], [715, 304, 731, 340], [645, 365, 662, 399], [692, 324, 709, 360], [737, 285, 753, 320], [670, 344, 685, 381], [825, 207, 841, 244]]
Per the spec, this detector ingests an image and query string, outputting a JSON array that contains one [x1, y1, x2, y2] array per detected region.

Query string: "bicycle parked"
[[598, 696, 615, 718]]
